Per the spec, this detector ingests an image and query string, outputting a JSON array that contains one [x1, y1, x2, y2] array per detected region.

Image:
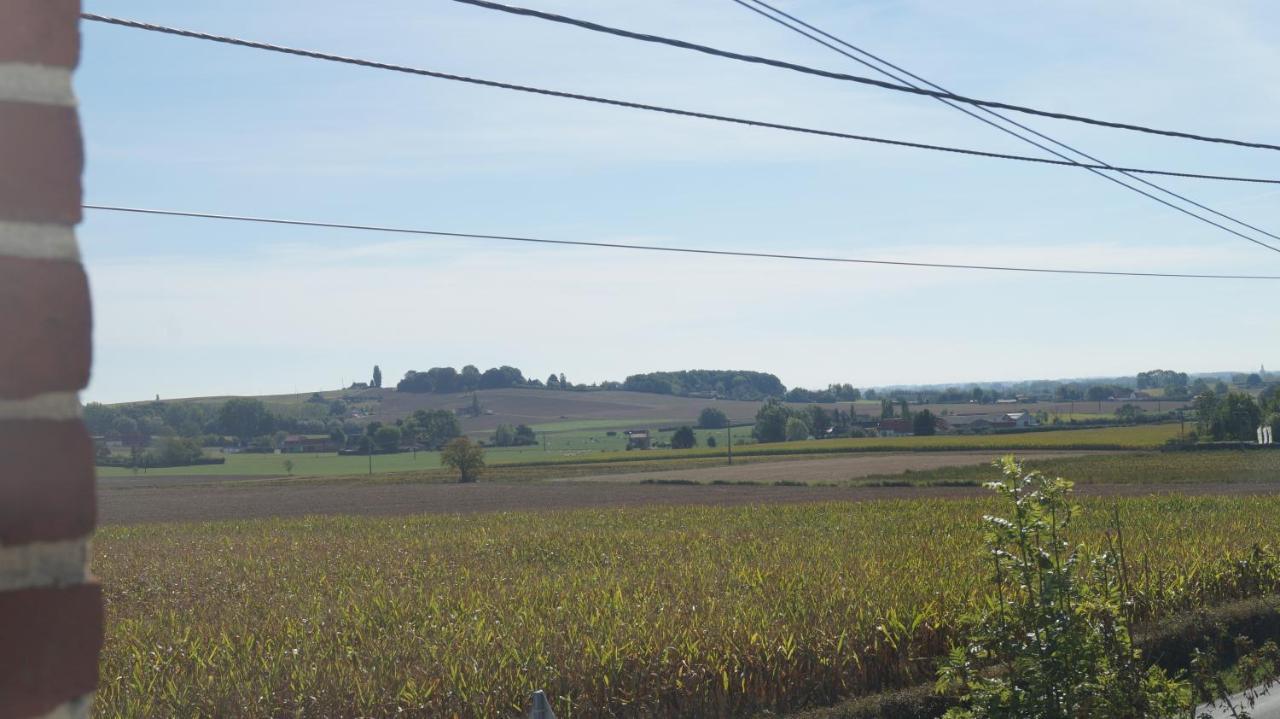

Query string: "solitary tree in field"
[[372, 365, 382, 389], [671, 426, 696, 449], [441, 437, 485, 483], [698, 407, 729, 429]]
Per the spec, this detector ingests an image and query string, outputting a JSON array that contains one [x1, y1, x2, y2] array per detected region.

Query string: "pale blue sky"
[[78, 1, 1280, 403]]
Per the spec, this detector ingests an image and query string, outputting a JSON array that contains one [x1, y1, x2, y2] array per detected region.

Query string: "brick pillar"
[[0, 2, 101, 718]]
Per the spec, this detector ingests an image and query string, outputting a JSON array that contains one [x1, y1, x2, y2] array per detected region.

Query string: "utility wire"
[[730, 0, 1280, 256], [79, 13, 1280, 187], [82, 204, 1280, 280], [451, 0, 1280, 153]]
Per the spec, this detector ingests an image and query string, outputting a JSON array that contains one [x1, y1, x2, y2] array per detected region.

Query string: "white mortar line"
[[0, 63, 75, 107], [36, 694, 93, 719], [0, 392, 81, 421], [0, 539, 87, 592], [0, 220, 79, 262]]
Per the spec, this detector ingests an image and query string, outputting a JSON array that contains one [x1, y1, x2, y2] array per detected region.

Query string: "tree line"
[[621, 370, 786, 400], [1190, 384, 1280, 442], [396, 365, 528, 393]]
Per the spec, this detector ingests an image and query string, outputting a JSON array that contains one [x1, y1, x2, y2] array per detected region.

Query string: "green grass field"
[[96, 490, 1280, 718], [95, 423, 1184, 477]]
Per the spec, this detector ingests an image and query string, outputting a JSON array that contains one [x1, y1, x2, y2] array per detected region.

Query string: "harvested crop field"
[[99, 481, 979, 525], [100, 473, 1280, 526], [96, 493, 1280, 717], [564, 450, 1121, 484]]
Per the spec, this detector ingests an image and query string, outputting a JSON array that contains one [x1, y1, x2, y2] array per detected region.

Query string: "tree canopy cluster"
[[1136, 368, 1188, 391], [397, 365, 529, 393], [622, 370, 786, 401], [84, 397, 347, 446], [1192, 386, 1280, 441], [490, 423, 537, 447], [697, 407, 729, 429], [751, 400, 868, 443], [783, 384, 861, 403]]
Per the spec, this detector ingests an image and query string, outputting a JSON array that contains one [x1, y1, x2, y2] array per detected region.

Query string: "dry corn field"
[[96, 493, 1280, 718]]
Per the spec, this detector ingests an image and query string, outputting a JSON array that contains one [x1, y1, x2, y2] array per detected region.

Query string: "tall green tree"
[[372, 365, 382, 388], [373, 425, 402, 452], [411, 409, 462, 449], [218, 398, 274, 445], [670, 426, 696, 449], [806, 405, 831, 437], [1213, 392, 1262, 441], [912, 409, 937, 436], [460, 364, 481, 391], [697, 407, 729, 429], [752, 399, 792, 443], [784, 417, 810, 441], [491, 424, 516, 447]]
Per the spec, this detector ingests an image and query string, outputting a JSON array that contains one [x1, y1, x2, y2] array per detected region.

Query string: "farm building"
[[877, 418, 914, 437], [280, 435, 339, 453], [1001, 411, 1039, 428], [624, 430, 651, 450], [940, 412, 1040, 434]]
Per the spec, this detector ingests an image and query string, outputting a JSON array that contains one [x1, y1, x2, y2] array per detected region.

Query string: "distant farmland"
[[95, 423, 1183, 477], [126, 386, 1190, 435]]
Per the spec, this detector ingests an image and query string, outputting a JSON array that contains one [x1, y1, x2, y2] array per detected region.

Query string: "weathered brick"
[[0, 257, 91, 398], [0, 0, 81, 68], [0, 584, 101, 719], [0, 420, 94, 544], [0, 102, 82, 225]]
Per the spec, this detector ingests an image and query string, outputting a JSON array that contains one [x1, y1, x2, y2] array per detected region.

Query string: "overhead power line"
[[732, 0, 1280, 257], [451, 0, 1280, 153], [82, 204, 1280, 280], [737, 0, 1280, 257], [79, 13, 1280, 187]]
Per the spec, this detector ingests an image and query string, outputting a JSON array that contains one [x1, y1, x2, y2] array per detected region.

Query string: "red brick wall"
[[0, 2, 101, 717]]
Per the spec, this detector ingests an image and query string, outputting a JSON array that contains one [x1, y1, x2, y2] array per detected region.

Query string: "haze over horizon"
[[78, 0, 1280, 404]]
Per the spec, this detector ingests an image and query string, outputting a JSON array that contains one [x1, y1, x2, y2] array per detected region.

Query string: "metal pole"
[[530, 690, 557, 719]]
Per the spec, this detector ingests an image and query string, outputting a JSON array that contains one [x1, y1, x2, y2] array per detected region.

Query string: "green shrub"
[[937, 456, 1188, 718]]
